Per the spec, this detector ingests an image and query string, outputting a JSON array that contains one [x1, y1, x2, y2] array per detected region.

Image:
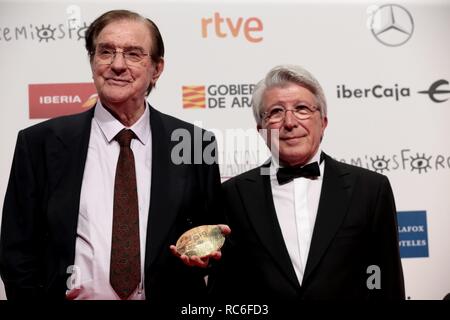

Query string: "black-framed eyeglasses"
[[94, 46, 151, 66], [262, 103, 320, 124]]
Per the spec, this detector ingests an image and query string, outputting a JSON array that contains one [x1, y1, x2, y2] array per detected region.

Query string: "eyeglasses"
[[94, 46, 151, 66], [262, 103, 320, 124]]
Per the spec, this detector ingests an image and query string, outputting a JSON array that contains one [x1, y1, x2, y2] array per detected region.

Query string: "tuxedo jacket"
[[209, 153, 405, 301], [0, 106, 222, 301]]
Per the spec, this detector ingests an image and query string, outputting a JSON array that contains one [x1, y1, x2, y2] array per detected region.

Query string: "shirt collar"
[[93, 100, 150, 145]]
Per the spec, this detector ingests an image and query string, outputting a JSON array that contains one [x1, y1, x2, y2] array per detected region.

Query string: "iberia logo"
[[182, 86, 206, 109], [29, 83, 97, 119]]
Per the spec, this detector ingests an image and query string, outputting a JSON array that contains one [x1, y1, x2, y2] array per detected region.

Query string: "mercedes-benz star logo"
[[370, 4, 414, 47], [418, 80, 450, 103]]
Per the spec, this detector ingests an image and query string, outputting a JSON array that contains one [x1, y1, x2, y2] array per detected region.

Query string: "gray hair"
[[252, 65, 327, 126]]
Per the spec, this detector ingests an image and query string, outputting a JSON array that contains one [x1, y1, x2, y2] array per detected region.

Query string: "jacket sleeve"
[[201, 132, 224, 225], [0, 131, 43, 299], [369, 175, 405, 299]]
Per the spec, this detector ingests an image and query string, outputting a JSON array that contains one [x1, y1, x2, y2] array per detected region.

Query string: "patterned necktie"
[[276, 161, 321, 185], [110, 129, 141, 299]]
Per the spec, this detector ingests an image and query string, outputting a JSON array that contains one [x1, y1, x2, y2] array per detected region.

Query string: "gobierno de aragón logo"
[[182, 83, 255, 109]]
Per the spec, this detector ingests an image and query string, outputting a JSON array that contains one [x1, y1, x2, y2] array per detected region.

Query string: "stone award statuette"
[[176, 225, 225, 258]]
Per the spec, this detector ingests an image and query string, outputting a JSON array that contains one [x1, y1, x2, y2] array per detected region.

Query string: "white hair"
[[252, 65, 327, 126]]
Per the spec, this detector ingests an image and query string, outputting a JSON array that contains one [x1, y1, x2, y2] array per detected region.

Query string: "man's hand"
[[170, 224, 231, 268]]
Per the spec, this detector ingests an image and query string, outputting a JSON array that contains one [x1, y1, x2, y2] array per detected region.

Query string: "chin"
[[278, 149, 310, 166], [102, 92, 132, 104]]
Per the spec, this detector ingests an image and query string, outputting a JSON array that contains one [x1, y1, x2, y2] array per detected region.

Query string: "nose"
[[283, 110, 298, 129], [110, 52, 127, 72]]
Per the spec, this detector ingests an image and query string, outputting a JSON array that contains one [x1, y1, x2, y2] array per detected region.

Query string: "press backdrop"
[[0, 0, 449, 300]]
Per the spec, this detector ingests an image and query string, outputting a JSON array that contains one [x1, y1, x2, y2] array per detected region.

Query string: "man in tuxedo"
[[209, 65, 405, 301], [0, 10, 226, 301]]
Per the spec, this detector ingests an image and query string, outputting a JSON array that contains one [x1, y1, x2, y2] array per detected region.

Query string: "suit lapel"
[[302, 153, 353, 283], [47, 108, 94, 268], [146, 107, 185, 268], [237, 167, 301, 290]]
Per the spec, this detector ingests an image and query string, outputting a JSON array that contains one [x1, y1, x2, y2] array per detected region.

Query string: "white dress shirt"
[[270, 149, 324, 286], [66, 101, 152, 300]]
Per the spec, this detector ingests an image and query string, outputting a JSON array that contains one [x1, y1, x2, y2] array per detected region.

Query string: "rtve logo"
[[201, 12, 263, 43]]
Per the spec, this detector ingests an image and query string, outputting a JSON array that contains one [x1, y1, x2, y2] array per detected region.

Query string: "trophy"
[[176, 225, 225, 257]]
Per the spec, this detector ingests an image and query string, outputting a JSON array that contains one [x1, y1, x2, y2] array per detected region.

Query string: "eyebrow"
[[97, 43, 146, 52], [268, 100, 315, 108]]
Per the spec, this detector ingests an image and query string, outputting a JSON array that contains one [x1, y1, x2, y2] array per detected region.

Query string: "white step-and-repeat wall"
[[0, 0, 449, 300]]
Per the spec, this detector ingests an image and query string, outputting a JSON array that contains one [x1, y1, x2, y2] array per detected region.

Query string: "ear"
[[320, 116, 328, 141], [257, 124, 272, 150], [257, 124, 267, 140], [90, 59, 95, 76], [151, 57, 165, 83], [322, 116, 328, 130]]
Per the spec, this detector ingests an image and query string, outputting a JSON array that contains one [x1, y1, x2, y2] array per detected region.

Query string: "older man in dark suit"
[[0, 10, 226, 302], [209, 65, 405, 301]]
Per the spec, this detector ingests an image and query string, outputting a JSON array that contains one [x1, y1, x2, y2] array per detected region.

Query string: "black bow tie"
[[276, 162, 320, 185]]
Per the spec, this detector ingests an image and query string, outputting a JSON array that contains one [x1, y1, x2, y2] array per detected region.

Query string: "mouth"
[[106, 78, 132, 86], [281, 136, 304, 141], [280, 136, 305, 144]]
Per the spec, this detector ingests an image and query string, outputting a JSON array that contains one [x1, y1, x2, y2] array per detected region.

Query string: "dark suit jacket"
[[0, 106, 222, 302], [209, 153, 405, 301]]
